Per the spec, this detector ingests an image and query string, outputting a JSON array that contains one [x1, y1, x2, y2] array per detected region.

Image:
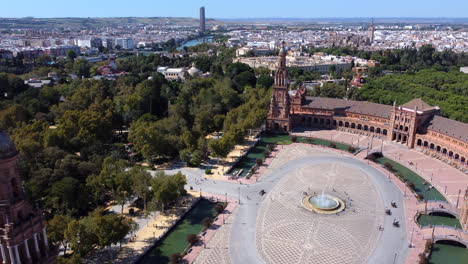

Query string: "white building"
[[77, 39, 91, 48], [115, 38, 135, 50], [157, 67, 187, 81]]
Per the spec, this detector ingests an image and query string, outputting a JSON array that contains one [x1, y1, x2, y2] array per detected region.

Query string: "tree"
[[256, 158, 263, 166], [67, 50, 77, 61], [312, 83, 346, 98], [87, 157, 131, 213], [73, 59, 91, 78], [170, 253, 182, 264], [257, 75, 274, 88], [46, 177, 89, 216], [48, 215, 73, 255], [130, 166, 153, 215], [214, 203, 225, 214], [186, 234, 198, 245], [202, 217, 214, 229], [64, 219, 97, 257], [0, 105, 30, 131], [84, 210, 136, 250]]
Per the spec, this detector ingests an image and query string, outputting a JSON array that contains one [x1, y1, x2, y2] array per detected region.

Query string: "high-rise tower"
[[267, 41, 291, 133], [367, 18, 375, 45], [0, 131, 53, 264], [200, 7, 206, 33]]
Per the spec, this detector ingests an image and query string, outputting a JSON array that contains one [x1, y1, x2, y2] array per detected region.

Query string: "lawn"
[[417, 214, 462, 229], [139, 199, 218, 264], [375, 157, 445, 201], [429, 244, 468, 264]]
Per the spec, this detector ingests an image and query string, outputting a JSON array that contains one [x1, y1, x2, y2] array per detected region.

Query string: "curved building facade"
[[267, 45, 468, 171]]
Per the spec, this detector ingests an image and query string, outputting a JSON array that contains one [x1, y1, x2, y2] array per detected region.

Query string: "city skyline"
[[1, 0, 468, 19]]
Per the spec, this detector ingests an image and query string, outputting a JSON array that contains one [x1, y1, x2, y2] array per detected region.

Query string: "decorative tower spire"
[[275, 41, 288, 87]]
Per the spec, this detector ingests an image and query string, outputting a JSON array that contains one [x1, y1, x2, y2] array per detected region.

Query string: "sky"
[[0, 0, 467, 18]]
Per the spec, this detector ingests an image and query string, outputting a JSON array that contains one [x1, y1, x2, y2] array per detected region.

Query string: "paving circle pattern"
[[256, 163, 384, 264]]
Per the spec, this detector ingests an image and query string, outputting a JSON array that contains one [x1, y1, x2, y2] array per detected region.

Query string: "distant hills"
[[0, 16, 467, 30], [0, 17, 203, 29]]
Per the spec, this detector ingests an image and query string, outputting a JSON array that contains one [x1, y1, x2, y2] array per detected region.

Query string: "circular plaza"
[[193, 144, 410, 264], [254, 145, 407, 264], [256, 163, 382, 263]]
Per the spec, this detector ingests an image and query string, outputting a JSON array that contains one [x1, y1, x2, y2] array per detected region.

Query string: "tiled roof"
[[303, 97, 393, 119], [426, 115, 468, 142], [400, 98, 435, 111]]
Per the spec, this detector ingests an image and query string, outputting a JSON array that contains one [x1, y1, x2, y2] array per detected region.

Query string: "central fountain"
[[302, 190, 345, 214]]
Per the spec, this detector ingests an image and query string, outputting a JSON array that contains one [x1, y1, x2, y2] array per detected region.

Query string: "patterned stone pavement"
[[256, 161, 384, 264], [193, 211, 237, 264]]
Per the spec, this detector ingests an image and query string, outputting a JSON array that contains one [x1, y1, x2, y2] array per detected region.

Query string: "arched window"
[[364, 125, 368, 131], [399, 125, 403, 130], [442, 148, 447, 154], [417, 139, 422, 146], [454, 154, 459, 160], [338, 121, 343, 127], [430, 143, 435, 149], [461, 157, 466, 163], [423, 141, 428, 147], [370, 126, 375, 133], [405, 127, 409, 132], [436, 146, 441, 152], [449, 151, 453, 157], [351, 123, 356, 129], [345, 122, 349, 128], [383, 129, 387, 135], [357, 124, 362, 130], [376, 128, 381, 134], [11, 178, 18, 198], [402, 135, 407, 143]]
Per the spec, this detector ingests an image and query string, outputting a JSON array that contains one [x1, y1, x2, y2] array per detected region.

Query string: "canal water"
[[177, 36, 213, 51]]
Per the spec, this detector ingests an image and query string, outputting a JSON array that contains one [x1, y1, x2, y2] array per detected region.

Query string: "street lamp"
[[409, 227, 415, 248]]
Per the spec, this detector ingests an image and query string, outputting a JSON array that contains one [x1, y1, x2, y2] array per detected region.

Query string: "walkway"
[[166, 145, 409, 264], [293, 129, 468, 264], [293, 129, 468, 209], [114, 194, 199, 264]]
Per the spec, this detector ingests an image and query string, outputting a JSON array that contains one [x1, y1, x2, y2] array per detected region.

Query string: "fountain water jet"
[[302, 189, 345, 214]]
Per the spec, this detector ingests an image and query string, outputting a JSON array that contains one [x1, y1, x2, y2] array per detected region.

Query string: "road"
[[163, 152, 409, 264]]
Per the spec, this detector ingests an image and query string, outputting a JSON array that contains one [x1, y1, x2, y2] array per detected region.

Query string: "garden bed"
[[372, 156, 445, 201], [138, 199, 220, 264]]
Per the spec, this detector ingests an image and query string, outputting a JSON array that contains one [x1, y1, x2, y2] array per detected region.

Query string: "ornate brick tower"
[[267, 41, 291, 133], [388, 98, 439, 148], [0, 131, 53, 264]]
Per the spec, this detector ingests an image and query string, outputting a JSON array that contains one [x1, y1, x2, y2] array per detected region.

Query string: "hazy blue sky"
[[1, 0, 467, 18]]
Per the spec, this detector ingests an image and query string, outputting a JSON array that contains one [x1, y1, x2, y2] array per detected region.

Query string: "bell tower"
[[267, 41, 292, 133], [0, 131, 53, 264]]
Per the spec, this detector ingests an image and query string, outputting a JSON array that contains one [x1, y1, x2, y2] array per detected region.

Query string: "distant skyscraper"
[[367, 18, 375, 45], [200, 6, 205, 33]]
